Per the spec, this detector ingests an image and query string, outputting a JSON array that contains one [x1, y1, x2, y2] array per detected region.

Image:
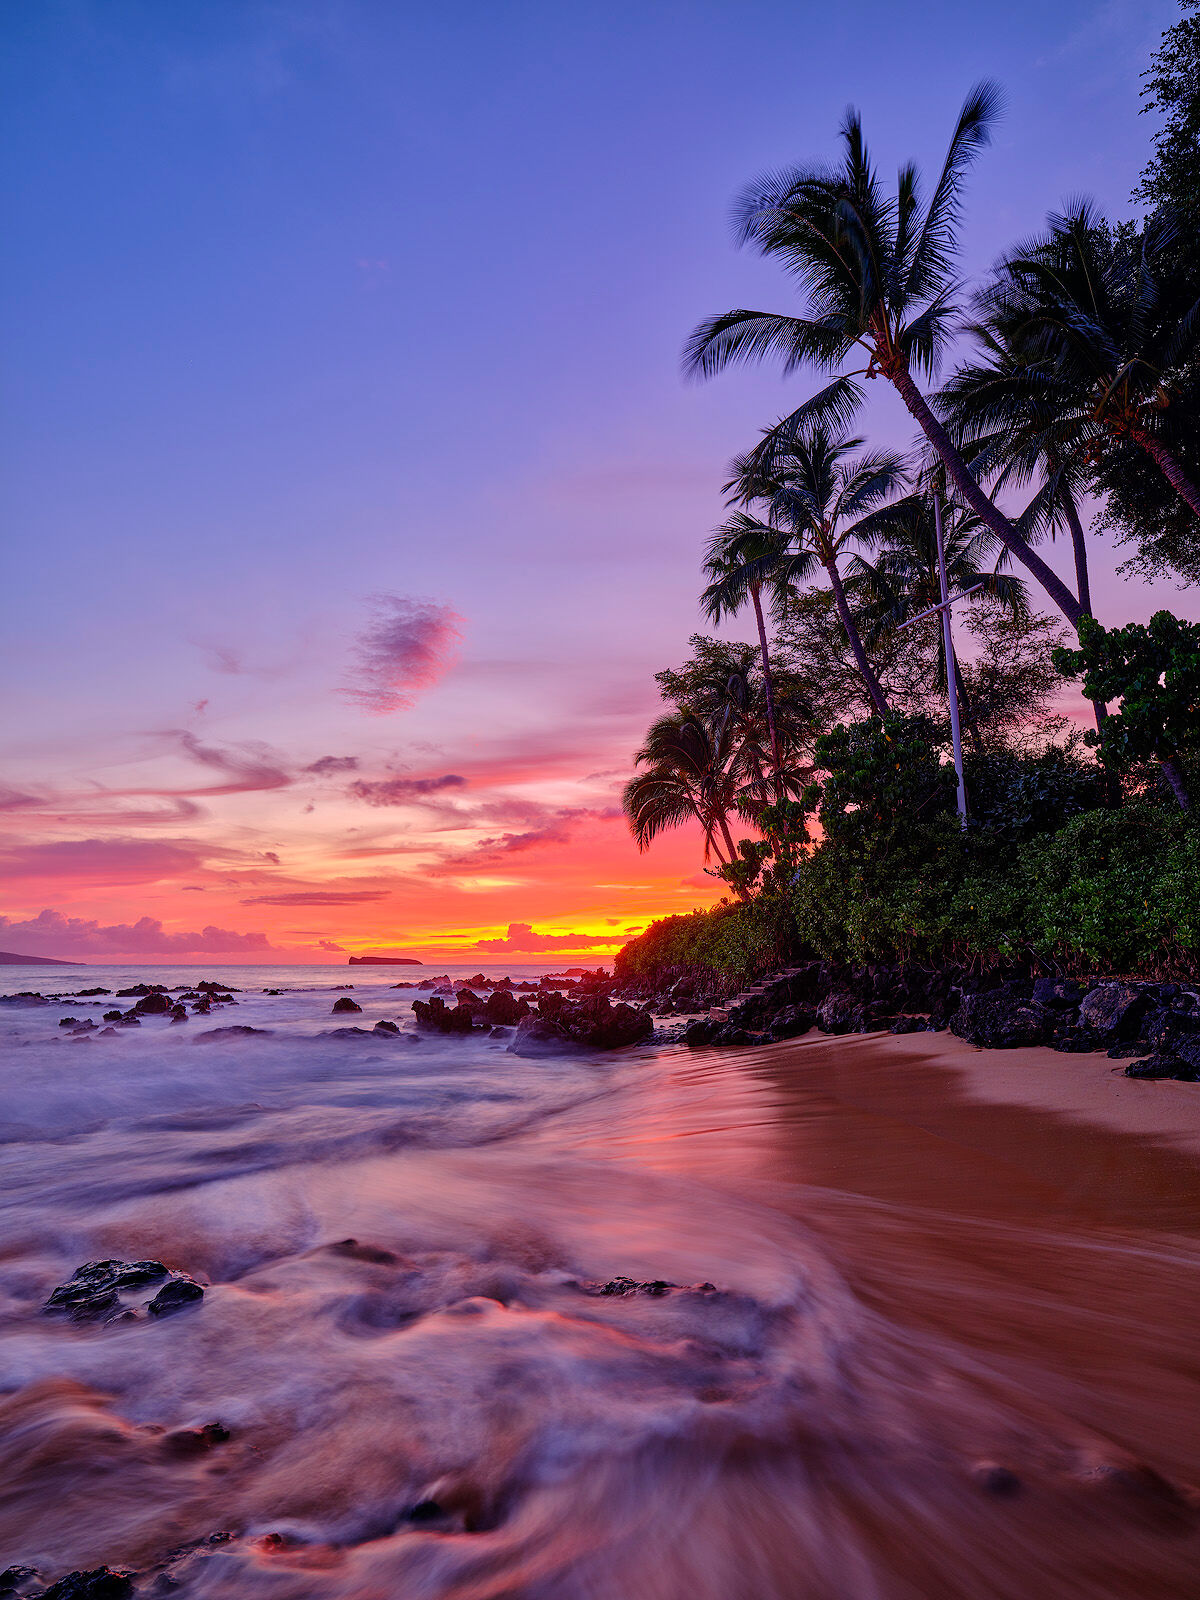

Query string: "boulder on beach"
[[332, 997, 363, 1014], [1078, 982, 1150, 1040], [950, 990, 1052, 1050]]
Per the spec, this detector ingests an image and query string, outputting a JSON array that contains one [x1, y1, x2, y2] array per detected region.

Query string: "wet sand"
[[1, 1016, 1199, 1597]]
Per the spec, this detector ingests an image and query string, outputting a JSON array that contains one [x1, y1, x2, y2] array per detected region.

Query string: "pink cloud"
[[343, 595, 462, 714], [469, 922, 628, 953], [0, 909, 281, 958], [349, 773, 465, 805], [306, 755, 360, 775]]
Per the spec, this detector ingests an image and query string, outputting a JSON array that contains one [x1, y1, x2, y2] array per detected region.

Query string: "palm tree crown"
[[726, 423, 906, 717], [961, 202, 1200, 519], [684, 82, 1088, 628]]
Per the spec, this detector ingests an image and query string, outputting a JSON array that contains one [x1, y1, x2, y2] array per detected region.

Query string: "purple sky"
[[1, 0, 1194, 961]]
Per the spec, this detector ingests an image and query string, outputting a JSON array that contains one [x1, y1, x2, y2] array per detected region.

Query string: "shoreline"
[[750, 1025, 1200, 1161]]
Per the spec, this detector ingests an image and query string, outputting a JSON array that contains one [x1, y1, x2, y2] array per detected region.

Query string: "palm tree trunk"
[[1058, 482, 1092, 615], [824, 558, 890, 718], [702, 822, 730, 868], [750, 585, 784, 803], [1159, 755, 1191, 813], [1058, 481, 1109, 737], [715, 810, 740, 865], [1129, 430, 1200, 520], [887, 363, 1086, 628]]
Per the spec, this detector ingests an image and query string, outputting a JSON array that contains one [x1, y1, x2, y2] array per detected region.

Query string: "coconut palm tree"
[[700, 514, 794, 798], [683, 82, 1089, 629], [849, 489, 1029, 748], [961, 201, 1200, 519], [622, 712, 744, 879], [726, 424, 906, 718]]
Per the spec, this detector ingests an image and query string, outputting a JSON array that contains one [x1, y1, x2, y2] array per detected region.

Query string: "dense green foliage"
[[1054, 611, 1200, 808], [619, 791, 1200, 988]]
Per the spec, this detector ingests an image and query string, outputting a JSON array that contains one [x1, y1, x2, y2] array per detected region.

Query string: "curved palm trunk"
[[1057, 481, 1109, 736], [714, 808, 740, 866], [1129, 430, 1200, 520], [887, 363, 1086, 628], [824, 557, 890, 718], [701, 820, 730, 868], [1057, 480, 1092, 616], [1159, 755, 1191, 813], [749, 584, 784, 803]]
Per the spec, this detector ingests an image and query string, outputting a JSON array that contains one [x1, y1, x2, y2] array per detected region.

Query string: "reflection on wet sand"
[[0, 1024, 1197, 1597]]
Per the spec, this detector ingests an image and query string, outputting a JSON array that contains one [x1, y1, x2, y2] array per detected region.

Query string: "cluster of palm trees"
[[623, 81, 1200, 880]]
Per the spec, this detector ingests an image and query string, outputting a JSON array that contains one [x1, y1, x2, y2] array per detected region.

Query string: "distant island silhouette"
[[0, 951, 81, 966], [347, 956, 423, 966]]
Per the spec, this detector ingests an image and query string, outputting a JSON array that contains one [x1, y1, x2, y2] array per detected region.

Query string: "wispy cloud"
[[343, 595, 462, 714], [239, 890, 391, 906], [349, 772, 465, 805]]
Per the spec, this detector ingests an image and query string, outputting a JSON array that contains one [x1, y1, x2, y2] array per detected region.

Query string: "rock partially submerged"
[[509, 995, 652, 1056], [43, 1572, 134, 1600], [42, 1259, 203, 1324]]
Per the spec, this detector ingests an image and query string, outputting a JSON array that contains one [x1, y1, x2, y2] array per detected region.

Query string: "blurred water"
[[1, 973, 1198, 1597]]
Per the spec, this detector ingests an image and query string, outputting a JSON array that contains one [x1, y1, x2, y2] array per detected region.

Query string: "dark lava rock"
[[134, 991, 173, 1015], [949, 991, 1051, 1050], [162, 1421, 230, 1457], [194, 1025, 273, 1042], [816, 991, 869, 1035], [1144, 1006, 1200, 1054], [0, 993, 48, 1006], [412, 996, 478, 1034], [483, 989, 525, 1027], [1078, 982, 1150, 1040], [42, 1571, 133, 1600], [768, 1004, 815, 1040], [116, 1014, 141, 1027], [116, 984, 167, 998], [327, 1026, 374, 1038], [409, 1499, 447, 1523], [683, 1018, 716, 1047], [509, 995, 652, 1056], [332, 997, 363, 1013], [1125, 1054, 1199, 1082], [1051, 1029, 1097, 1053], [169, 1004, 188, 1024], [76, 987, 111, 997], [44, 1260, 168, 1321], [889, 1015, 926, 1035], [595, 1276, 676, 1296], [1031, 977, 1086, 1012], [58, 1016, 79, 1027], [148, 1276, 205, 1316], [329, 1237, 399, 1264], [373, 1019, 400, 1035], [103, 1010, 122, 1021], [0, 1568, 40, 1596]]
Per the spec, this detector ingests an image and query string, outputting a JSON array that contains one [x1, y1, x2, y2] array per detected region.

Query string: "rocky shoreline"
[[653, 961, 1200, 1083]]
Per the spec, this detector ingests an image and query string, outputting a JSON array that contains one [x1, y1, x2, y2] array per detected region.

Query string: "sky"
[[1, 0, 1193, 964]]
